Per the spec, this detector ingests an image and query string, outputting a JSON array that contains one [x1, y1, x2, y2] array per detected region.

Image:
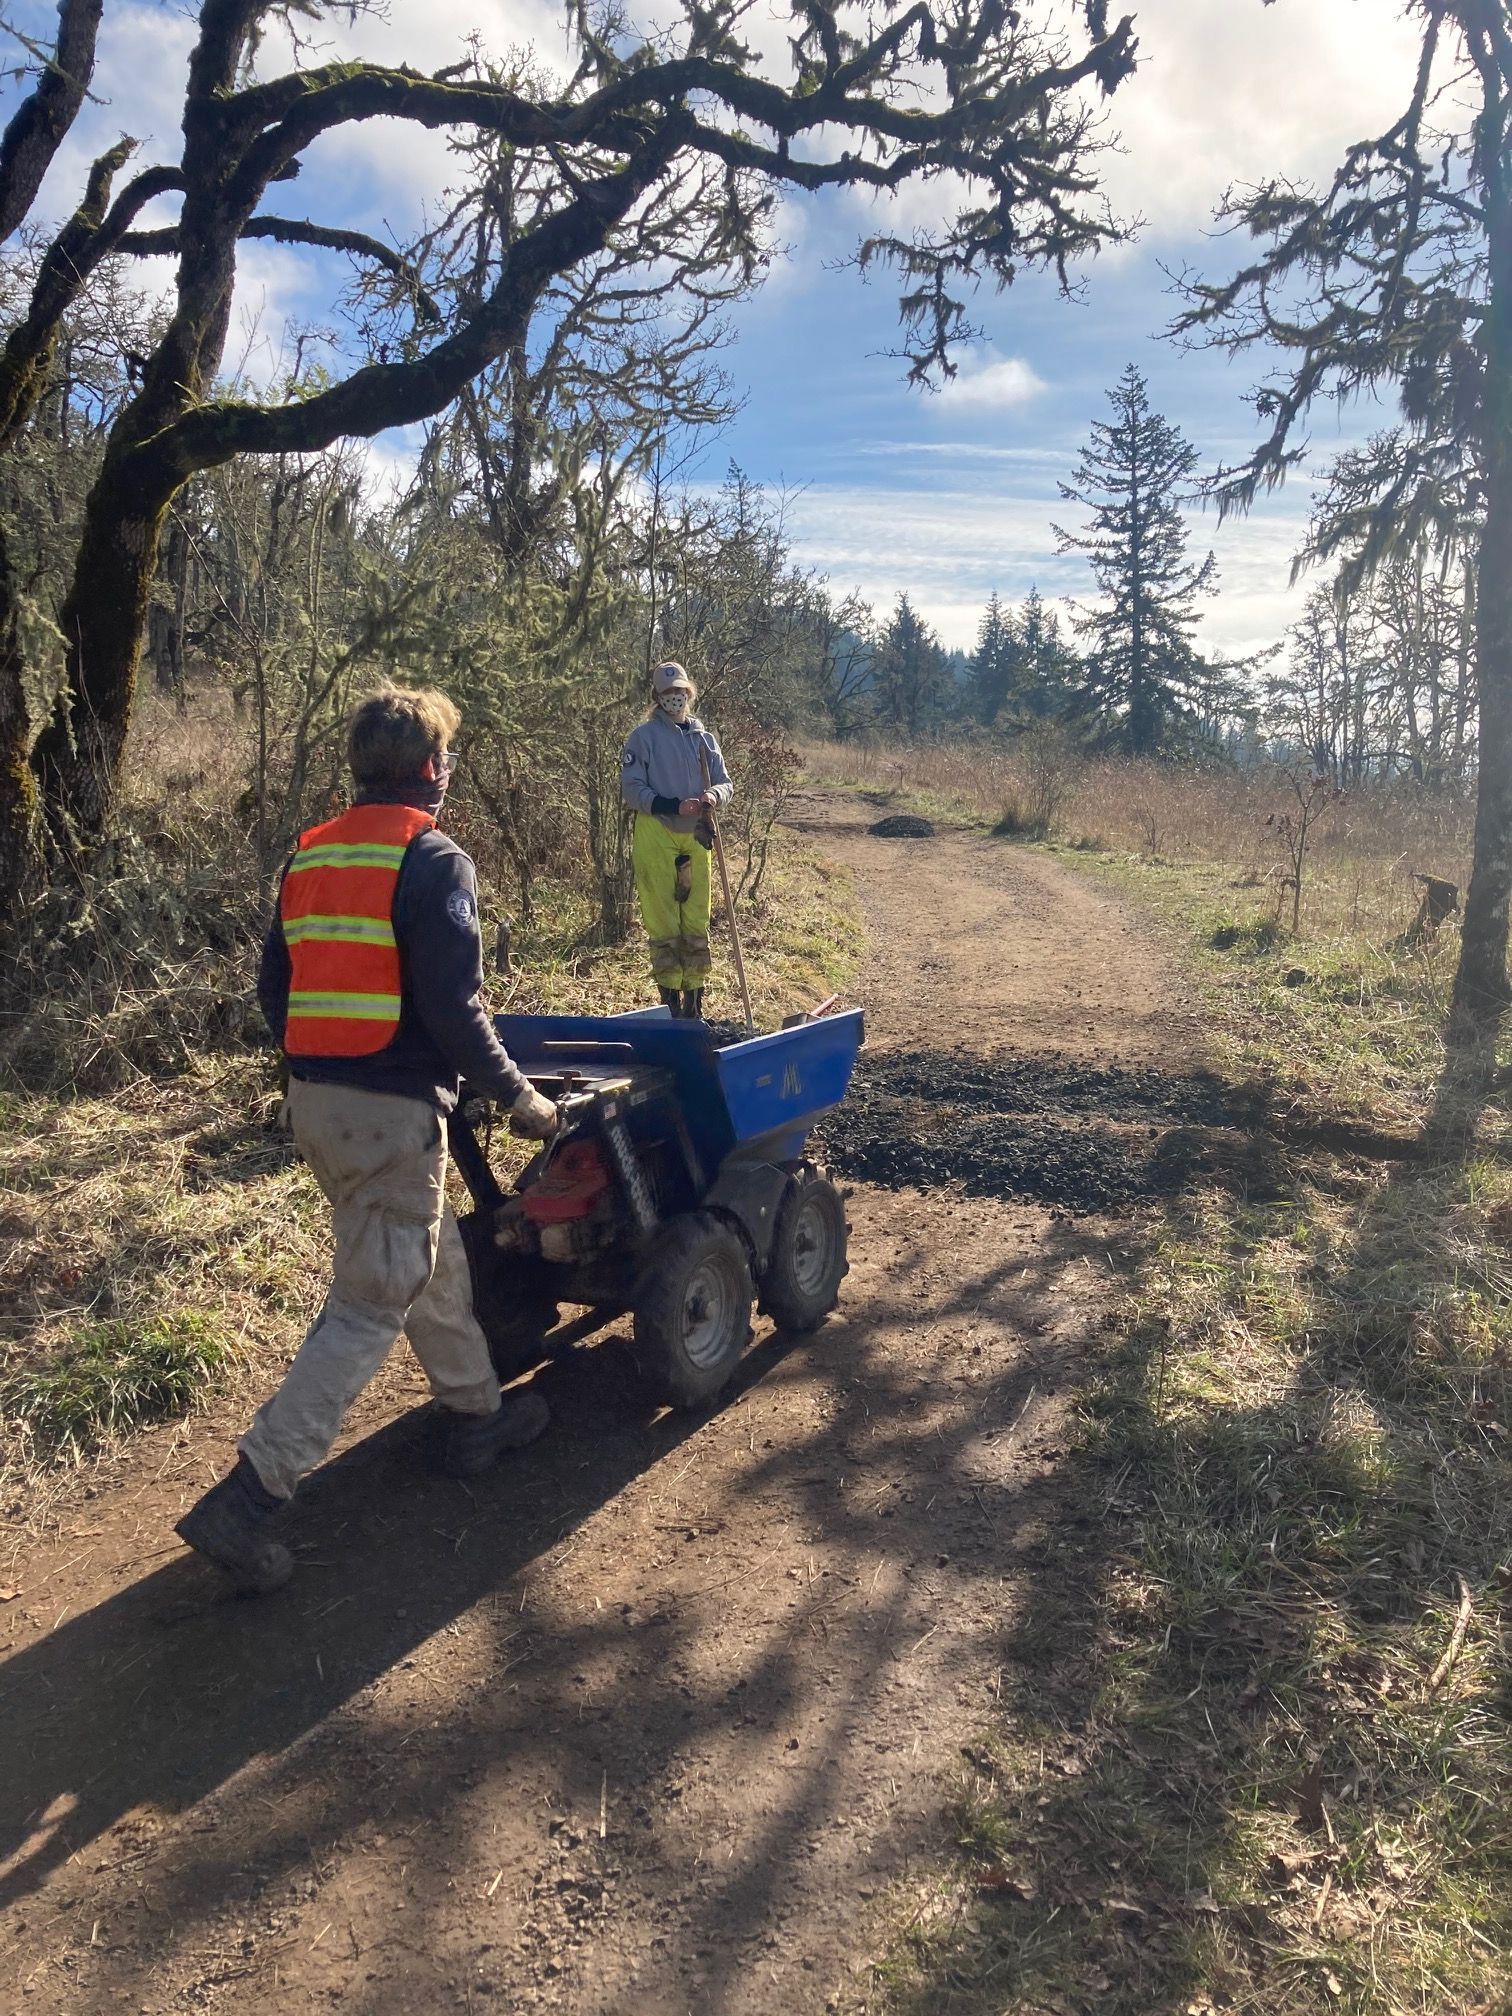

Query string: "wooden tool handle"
[[699, 744, 754, 1030]]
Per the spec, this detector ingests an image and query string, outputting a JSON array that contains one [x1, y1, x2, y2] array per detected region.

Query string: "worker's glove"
[[693, 817, 714, 852], [508, 1084, 559, 1140]]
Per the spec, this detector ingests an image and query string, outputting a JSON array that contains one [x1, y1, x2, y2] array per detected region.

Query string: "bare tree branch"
[[0, 152, 180, 447], [0, 0, 103, 242], [118, 214, 444, 322]]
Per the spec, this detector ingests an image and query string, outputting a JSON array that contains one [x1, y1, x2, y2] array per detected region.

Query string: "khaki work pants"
[[239, 1078, 500, 1500]]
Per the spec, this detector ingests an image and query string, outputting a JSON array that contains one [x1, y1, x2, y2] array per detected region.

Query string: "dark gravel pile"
[[819, 1047, 1253, 1213], [868, 813, 936, 839], [703, 1019, 763, 1047]]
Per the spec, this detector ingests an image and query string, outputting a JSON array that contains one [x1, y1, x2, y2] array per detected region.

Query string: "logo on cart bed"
[[781, 1061, 803, 1099]]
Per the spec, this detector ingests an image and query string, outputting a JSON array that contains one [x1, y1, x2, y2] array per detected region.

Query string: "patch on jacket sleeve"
[[446, 887, 476, 929]]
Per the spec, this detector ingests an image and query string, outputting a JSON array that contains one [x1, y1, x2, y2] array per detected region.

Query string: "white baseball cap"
[[652, 661, 693, 693]]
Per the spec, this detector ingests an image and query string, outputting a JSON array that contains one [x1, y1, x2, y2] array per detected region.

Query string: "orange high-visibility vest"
[[279, 802, 435, 1058]]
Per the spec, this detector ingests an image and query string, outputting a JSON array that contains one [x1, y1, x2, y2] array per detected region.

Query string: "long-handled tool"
[[699, 744, 754, 1031]]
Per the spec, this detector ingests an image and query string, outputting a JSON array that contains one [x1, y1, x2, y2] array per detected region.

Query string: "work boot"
[[658, 986, 683, 1017], [443, 1390, 551, 1479], [175, 1456, 293, 1595], [682, 989, 705, 1020]]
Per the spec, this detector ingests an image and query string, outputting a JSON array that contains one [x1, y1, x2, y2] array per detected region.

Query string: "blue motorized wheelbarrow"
[[449, 1005, 865, 1408]]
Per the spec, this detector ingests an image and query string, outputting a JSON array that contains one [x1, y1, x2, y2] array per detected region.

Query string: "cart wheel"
[[761, 1168, 848, 1333], [633, 1212, 754, 1408]]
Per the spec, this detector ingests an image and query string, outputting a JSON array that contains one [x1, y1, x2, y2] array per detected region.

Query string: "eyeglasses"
[[435, 750, 459, 779]]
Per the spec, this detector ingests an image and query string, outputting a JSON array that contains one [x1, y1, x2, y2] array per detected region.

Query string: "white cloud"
[[359, 426, 426, 503], [778, 466, 1319, 657], [848, 441, 1076, 467], [935, 351, 1047, 412], [1100, 0, 1428, 240], [223, 244, 331, 392]]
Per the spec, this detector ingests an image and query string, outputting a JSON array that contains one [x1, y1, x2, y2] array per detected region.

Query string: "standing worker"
[[175, 687, 560, 1595], [619, 662, 734, 1018]]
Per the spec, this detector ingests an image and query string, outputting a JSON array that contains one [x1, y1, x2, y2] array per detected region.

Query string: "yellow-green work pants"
[[633, 811, 711, 992]]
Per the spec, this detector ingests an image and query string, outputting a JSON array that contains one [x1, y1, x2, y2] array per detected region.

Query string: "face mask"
[[660, 691, 691, 722], [416, 750, 455, 821]]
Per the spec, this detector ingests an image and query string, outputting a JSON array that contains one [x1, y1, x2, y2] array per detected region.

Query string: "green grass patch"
[[1209, 911, 1284, 955], [1, 1311, 231, 1456]]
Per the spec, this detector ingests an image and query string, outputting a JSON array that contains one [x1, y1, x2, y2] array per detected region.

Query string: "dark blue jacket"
[[257, 785, 528, 1114]]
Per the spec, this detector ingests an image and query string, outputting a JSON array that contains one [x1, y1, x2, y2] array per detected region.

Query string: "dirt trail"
[[0, 798, 1205, 2015]]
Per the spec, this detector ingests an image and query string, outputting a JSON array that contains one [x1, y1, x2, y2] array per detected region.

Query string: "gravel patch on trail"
[[821, 1047, 1252, 1213]]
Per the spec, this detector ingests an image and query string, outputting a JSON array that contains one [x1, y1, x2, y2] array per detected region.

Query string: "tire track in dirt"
[[0, 797, 1209, 2016]]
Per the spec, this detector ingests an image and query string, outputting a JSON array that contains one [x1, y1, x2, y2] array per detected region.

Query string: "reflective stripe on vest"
[[280, 802, 435, 1058]]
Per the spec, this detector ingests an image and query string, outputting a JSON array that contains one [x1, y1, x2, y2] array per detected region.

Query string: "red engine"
[[512, 1138, 620, 1261], [521, 1139, 612, 1224]]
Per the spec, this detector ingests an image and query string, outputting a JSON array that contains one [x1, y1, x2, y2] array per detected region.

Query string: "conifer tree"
[[1054, 364, 1217, 755], [1013, 588, 1081, 720], [967, 592, 1011, 724], [876, 594, 950, 736]]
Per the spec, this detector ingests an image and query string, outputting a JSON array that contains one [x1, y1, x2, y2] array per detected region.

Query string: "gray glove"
[[509, 1083, 559, 1140]]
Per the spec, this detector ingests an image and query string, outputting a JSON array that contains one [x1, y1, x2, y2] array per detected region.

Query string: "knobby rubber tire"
[[760, 1168, 848, 1333], [633, 1211, 754, 1409]]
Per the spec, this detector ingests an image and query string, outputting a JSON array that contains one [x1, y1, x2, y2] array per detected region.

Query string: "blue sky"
[[3, 0, 1427, 652]]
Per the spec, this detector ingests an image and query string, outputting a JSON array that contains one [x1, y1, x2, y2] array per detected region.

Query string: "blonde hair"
[[347, 686, 461, 785]]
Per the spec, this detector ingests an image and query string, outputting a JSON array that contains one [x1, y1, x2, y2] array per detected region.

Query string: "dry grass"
[[839, 739, 1511, 2016], [803, 737, 1473, 952], [0, 1066, 328, 1488]]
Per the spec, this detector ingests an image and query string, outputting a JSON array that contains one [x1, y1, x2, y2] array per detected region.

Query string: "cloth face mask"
[[659, 693, 691, 722]]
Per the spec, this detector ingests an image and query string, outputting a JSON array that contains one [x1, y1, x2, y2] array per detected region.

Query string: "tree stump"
[[1405, 874, 1460, 946]]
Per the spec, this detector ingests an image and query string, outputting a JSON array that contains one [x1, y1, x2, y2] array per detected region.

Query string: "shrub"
[[992, 792, 1047, 840], [1209, 914, 1283, 955]]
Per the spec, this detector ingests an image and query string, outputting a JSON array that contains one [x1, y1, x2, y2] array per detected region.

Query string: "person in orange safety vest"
[[174, 687, 558, 1594]]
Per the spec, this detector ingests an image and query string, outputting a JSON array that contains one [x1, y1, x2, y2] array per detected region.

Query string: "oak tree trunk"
[[1451, 477, 1512, 1037], [1451, 148, 1512, 1043], [29, 452, 172, 846], [0, 516, 44, 923]]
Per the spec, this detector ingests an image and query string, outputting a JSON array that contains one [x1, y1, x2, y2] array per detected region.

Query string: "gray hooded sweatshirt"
[[619, 710, 733, 836]]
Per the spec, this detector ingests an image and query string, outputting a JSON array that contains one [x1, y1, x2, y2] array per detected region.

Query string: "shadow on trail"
[[0, 1340, 732, 1911], [0, 1207, 1112, 2013], [880, 1047, 1512, 2013]]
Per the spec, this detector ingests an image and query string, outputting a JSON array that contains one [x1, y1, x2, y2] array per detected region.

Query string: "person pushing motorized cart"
[[175, 686, 559, 1594], [619, 662, 733, 1019]]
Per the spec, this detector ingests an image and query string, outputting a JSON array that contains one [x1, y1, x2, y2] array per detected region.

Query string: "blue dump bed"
[[493, 1007, 865, 1169]]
